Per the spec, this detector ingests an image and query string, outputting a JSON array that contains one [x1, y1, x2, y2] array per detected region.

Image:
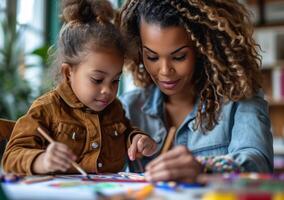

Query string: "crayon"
[[21, 176, 54, 184]]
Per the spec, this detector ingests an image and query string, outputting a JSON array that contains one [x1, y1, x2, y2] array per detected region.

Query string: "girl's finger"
[[128, 134, 142, 160], [141, 142, 154, 156], [52, 150, 74, 164], [137, 136, 148, 153], [49, 155, 71, 172], [52, 142, 76, 160]]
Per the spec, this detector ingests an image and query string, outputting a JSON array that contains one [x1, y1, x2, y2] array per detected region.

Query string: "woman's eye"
[[173, 54, 186, 61], [91, 78, 103, 84], [146, 55, 158, 62]]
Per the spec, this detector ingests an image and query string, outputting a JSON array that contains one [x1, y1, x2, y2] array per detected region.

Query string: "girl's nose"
[[101, 85, 112, 95]]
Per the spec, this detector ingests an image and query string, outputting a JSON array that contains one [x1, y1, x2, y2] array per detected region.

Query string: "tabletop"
[[1, 173, 283, 200]]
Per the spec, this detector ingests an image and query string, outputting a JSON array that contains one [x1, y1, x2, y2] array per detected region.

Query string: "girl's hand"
[[32, 142, 77, 174], [128, 134, 157, 161], [145, 145, 202, 183]]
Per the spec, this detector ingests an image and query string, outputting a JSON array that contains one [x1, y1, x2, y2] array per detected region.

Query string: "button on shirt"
[[119, 85, 273, 172], [91, 142, 99, 149]]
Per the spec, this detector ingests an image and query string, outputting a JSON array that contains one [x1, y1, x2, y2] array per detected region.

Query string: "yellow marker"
[[202, 191, 237, 200], [274, 192, 284, 200], [132, 185, 154, 199]]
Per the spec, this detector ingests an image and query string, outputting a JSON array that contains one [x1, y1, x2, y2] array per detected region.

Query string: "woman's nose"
[[159, 59, 174, 75]]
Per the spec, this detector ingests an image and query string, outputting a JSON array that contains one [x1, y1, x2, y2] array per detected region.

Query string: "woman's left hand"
[[128, 134, 157, 161], [145, 145, 202, 183]]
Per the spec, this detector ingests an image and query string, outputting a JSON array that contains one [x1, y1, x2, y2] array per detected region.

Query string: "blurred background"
[[0, 0, 283, 171]]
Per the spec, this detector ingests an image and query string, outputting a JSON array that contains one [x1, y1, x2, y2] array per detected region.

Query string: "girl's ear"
[[61, 63, 72, 81]]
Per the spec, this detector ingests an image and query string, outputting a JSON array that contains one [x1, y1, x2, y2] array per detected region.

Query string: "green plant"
[[30, 44, 53, 94], [0, 15, 33, 120]]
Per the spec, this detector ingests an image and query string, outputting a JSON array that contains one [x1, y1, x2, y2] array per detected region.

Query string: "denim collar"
[[141, 85, 201, 121], [141, 85, 164, 117]]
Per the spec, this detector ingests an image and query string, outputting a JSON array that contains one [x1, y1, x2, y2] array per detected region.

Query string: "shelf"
[[255, 23, 284, 30], [274, 137, 284, 154], [268, 100, 284, 106], [261, 61, 284, 69]]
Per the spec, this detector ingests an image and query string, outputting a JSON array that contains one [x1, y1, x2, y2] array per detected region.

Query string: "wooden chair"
[[0, 119, 15, 141], [0, 118, 16, 159]]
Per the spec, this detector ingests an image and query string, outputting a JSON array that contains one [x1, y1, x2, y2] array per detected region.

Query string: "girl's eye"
[[112, 79, 120, 84], [90, 78, 103, 84], [173, 54, 186, 61]]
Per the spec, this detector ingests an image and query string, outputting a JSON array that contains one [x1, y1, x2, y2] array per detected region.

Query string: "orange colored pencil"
[[161, 126, 177, 154]]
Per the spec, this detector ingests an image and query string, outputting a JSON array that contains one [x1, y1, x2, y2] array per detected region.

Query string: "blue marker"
[[178, 182, 205, 188], [155, 181, 178, 192], [1, 174, 20, 183]]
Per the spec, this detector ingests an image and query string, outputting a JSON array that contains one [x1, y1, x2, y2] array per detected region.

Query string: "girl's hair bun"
[[61, 0, 114, 24]]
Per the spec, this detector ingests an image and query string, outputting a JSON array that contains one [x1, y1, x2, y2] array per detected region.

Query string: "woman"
[[118, 0, 273, 182]]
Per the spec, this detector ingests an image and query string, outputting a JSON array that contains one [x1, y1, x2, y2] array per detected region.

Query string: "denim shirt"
[[119, 85, 274, 172]]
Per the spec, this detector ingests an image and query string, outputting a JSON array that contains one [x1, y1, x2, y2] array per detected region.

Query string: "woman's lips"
[[159, 80, 180, 90]]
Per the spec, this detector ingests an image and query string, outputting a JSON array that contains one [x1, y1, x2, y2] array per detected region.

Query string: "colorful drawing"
[[82, 173, 147, 183], [49, 181, 121, 191]]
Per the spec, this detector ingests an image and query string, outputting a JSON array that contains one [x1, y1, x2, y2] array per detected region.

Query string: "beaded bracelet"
[[197, 156, 243, 173]]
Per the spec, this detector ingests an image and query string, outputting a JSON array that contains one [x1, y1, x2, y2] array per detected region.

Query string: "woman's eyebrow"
[[143, 45, 192, 55], [170, 45, 192, 55]]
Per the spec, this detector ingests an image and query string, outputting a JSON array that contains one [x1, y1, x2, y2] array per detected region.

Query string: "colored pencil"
[[22, 176, 54, 184], [37, 126, 91, 179], [136, 158, 144, 173], [161, 126, 177, 154], [82, 177, 147, 183]]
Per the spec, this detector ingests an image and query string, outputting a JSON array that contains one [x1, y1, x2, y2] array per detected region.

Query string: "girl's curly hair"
[[118, 0, 262, 131], [51, 0, 125, 82]]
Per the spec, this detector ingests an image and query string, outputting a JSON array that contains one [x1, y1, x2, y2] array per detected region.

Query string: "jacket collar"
[[141, 85, 201, 120], [56, 81, 85, 109]]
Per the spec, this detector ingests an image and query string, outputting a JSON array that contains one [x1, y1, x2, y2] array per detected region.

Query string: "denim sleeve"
[[228, 93, 274, 172]]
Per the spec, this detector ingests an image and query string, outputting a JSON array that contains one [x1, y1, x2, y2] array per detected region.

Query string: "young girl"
[[118, 0, 273, 182], [2, 0, 156, 175]]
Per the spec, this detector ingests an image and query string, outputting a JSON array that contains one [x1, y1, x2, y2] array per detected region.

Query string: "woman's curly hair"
[[118, 0, 262, 131]]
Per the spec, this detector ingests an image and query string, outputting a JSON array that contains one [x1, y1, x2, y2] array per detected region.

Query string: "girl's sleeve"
[[1, 103, 52, 175]]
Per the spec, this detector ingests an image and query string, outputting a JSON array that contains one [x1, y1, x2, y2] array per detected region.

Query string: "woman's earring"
[[139, 63, 144, 72]]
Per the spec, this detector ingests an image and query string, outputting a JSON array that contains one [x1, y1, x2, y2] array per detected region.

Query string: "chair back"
[[0, 119, 15, 141], [0, 118, 16, 159]]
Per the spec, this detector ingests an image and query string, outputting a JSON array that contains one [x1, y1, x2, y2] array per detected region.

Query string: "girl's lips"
[[96, 99, 109, 106], [159, 80, 180, 90]]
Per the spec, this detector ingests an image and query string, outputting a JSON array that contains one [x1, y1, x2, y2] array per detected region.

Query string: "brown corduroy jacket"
[[2, 81, 145, 175]]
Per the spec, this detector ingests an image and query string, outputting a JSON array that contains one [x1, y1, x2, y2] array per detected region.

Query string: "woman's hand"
[[32, 142, 77, 174], [145, 145, 202, 182], [128, 134, 157, 161]]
